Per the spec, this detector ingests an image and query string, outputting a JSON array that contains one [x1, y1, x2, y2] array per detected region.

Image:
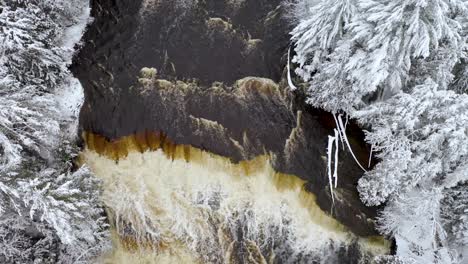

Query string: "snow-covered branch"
[[0, 0, 109, 262], [291, 0, 468, 262]]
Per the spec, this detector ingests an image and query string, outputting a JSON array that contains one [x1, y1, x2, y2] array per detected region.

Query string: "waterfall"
[[81, 132, 389, 263]]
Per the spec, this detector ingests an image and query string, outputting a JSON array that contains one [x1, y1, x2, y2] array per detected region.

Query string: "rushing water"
[[80, 132, 389, 263]]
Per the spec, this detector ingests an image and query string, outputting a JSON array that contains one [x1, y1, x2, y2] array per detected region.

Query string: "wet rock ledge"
[[72, 0, 380, 237]]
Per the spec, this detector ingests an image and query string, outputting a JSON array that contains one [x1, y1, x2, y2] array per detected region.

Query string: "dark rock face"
[[72, 0, 380, 237], [74, 0, 288, 90]]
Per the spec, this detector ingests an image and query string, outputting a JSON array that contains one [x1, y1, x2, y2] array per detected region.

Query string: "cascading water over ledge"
[[80, 131, 390, 263]]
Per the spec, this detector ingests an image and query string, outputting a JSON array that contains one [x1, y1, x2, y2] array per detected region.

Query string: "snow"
[[327, 134, 336, 202], [0, 0, 109, 262], [55, 77, 85, 138], [60, 4, 91, 51], [291, 0, 468, 262], [287, 47, 298, 90], [54, 1, 90, 138]]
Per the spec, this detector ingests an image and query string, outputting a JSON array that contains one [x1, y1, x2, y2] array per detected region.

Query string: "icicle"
[[333, 129, 339, 188], [333, 114, 345, 148], [337, 115, 367, 172], [368, 145, 373, 168], [287, 47, 298, 91], [327, 135, 336, 203]]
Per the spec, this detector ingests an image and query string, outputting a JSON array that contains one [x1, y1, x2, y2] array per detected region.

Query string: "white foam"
[[82, 148, 389, 263]]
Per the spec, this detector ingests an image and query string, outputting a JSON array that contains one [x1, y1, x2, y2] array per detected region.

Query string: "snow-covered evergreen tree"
[[0, 0, 110, 262], [292, 0, 467, 112], [290, 0, 358, 83], [356, 82, 468, 205], [290, 0, 468, 262]]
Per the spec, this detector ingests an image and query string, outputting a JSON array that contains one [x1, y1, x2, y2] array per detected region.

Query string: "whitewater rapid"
[[80, 132, 389, 263]]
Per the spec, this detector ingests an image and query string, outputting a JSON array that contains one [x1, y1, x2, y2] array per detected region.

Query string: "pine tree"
[[356, 81, 468, 206], [290, 0, 358, 82], [378, 189, 458, 264], [0, 0, 110, 262], [291, 0, 468, 262], [293, 0, 467, 112]]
